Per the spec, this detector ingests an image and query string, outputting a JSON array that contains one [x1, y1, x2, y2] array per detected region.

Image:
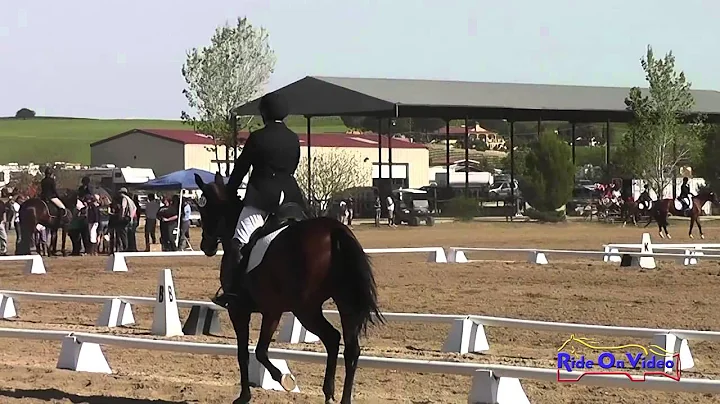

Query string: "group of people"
[[596, 177, 695, 214]]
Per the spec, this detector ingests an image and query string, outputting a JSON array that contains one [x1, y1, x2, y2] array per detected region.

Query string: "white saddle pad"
[[674, 198, 690, 210], [246, 225, 289, 273]]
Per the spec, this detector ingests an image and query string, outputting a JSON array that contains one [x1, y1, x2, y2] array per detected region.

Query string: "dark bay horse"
[[194, 172, 383, 404], [646, 189, 717, 239], [17, 189, 80, 256]]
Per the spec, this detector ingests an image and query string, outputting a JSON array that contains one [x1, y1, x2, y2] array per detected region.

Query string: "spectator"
[[0, 199, 7, 255], [374, 196, 381, 227], [160, 195, 180, 251], [386, 194, 396, 228], [144, 193, 160, 252], [347, 197, 355, 227], [179, 198, 192, 250], [86, 195, 100, 255], [116, 188, 137, 252]]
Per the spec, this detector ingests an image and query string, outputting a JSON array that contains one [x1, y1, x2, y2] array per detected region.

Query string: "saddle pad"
[[246, 225, 289, 273], [674, 198, 690, 210]]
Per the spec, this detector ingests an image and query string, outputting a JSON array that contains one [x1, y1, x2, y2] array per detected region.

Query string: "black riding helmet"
[[81, 176, 90, 185], [683, 177, 689, 183], [44, 167, 53, 177], [259, 93, 289, 121]]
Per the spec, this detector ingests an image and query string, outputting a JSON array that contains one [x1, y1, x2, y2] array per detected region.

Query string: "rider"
[[216, 92, 306, 306], [679, 177, 692, 212], [638, 184, 652, 209], [77, 176, 93, 210], [40, 167, 67, 217]]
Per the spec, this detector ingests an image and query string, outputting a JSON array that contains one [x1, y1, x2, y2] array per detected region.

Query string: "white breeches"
[[89, 223, 99, 243], [234, 206, 267, 245], [233, 190, 284, 245], [50, 197, 66, 209]]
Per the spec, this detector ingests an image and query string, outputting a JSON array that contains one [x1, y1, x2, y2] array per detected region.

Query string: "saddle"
[[42, 198, 70, 222], [238, 202, 308, 269]]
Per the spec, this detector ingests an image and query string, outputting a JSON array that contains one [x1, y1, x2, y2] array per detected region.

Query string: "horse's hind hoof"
[[690, 234, 694, 239], [280, 373, 297, 391], [701, 234, 706, 240]]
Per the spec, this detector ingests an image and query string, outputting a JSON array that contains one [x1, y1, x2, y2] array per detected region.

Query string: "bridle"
[[197, 189, 235, 249]]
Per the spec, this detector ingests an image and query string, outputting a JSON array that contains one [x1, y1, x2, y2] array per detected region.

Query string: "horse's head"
[[697, 188, 718, 205], [194, 172, 233, 257]]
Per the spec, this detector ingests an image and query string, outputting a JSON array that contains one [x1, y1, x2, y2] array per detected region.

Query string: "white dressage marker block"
[[278, 313, 320, 344], [96, 299, 134, 327], [0, 294, 17, 319], [528, 251, 548, 265], [468, 370, 529, 404], [182, 305, 223, 336], [427, 248, 448, 263], [248, 354, 300, 393], [448, 248, 469, 263], [442, 317, 490, 354], [620, 233, 656, 269], [603, 247, 622, 263], [56, 335, 112, 374], [679, 248, 704, 266], [104, 253, 128, 272], [25, 255, 46, 274], [151, 269, 184, 337], [652, 333, 694, 372]]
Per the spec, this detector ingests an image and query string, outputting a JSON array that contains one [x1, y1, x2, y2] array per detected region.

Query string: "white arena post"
[[447, 247, 468, 263], [96, 298, 135, 328], [150, 269, 183, 337], [603, 246, 622, 263], [468, 369, 529, 404], [0, 294, 17, 319], [0, 255, 46, 274], [442, 317, 490, 355], [651, 333, 695, 373], [277, 313, 320, 344], [620, 233, 656, 269], [104, 253, 128, 272], [527, 250, 548, 265], [182, 304, 223, 336], [56, 335, 112, 374]]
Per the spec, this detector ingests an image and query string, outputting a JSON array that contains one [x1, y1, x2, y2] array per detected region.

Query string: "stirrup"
[[211, 287, 239, 308]]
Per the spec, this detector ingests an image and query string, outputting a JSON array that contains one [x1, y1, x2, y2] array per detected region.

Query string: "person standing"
[[386, 194, 396, 227], [144, 193, 160, 252], [179, 198, 192, 250], [0, 199, 8, 255], [374, 195, 381, 227], [346, 197, 355, 227], [86, 195, 100, 255]]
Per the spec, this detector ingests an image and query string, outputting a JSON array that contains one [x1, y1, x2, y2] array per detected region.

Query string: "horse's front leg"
[[256, 311, 295, 391], [696, 217, 705, 239], [61, 227, 68, 256], [689, 217, 695, 239], [227, 304, 252, 404]]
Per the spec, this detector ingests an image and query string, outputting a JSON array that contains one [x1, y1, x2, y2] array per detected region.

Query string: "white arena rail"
[[105, 246, 447, 271], [0, 254, 46, 274], [1, 327, 719, 403], [0, 286, 712, 368]]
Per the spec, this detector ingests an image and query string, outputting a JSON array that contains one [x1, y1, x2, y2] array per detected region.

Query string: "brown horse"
[[646, 189, 717, 239], [16, 189, 79, 256], [193, 172, 384, 404]]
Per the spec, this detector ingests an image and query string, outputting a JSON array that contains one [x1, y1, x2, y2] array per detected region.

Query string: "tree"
[[695, 124, 720, 192], [340, 116, 366, 130], [520, 131, 575, 212], [8, 171, 41, 197], [295, 149, 371, 214], [617, 45, 705, 196], [411, 118, 446, 133], [15, 108, 35, 119], [181, 17, 275, 173]]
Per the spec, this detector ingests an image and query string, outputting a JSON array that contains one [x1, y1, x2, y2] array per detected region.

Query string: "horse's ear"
[[214, 172, 224, 185], [194, 173, 205, 189]]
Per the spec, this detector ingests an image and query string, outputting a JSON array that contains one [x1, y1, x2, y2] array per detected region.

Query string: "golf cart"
[[392, 188, 435, 226]]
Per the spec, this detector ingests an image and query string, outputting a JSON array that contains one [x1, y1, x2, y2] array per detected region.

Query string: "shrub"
[[520, 131, 575, 214], [444, 196, 479, 221]]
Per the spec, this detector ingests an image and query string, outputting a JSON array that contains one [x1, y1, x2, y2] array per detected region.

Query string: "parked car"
[[488, 180, 520, 200]]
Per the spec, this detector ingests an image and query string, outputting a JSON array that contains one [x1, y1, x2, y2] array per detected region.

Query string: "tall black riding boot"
[[211, 239, 245, 308]]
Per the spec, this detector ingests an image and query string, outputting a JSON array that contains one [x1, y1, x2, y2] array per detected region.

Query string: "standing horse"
[[645, 189, 717, 239], [193, 172, 383, 404], [17, 189, 80, 256]]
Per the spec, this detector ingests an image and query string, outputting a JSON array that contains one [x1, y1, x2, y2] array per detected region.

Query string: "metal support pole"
[[464, 117, 469, 197], [445, 120, 450, 189], [509, 121, 515, 215], [377, 118, 382, 182], [605, 119, 611, 173], [388, 123, 393, 189], [571, 122, 576, 165], [305, 116, 312, 210], [672, 142, 677, 199], [229, 114, 238, 176]]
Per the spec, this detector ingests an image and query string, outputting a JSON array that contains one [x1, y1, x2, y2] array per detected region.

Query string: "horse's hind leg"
[[689, 217, 695, 239], [336, 309, 362, 404], [696, 218, 705, 239], [294, 307, 341, 403], [256, 311, 295, 390]]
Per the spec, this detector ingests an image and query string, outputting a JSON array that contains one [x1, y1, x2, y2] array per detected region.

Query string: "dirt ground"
[[2, 220, 720, 403]]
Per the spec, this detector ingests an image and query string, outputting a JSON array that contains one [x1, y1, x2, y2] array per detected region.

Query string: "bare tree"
[[295, 150, 371, 214], [181, 17, 275, 174]]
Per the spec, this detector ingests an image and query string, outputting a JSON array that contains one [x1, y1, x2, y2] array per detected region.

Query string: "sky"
[[1, 0, 718, 119]]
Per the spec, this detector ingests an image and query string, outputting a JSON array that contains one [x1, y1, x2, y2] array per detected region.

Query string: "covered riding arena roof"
[[231, 76, 720, 123]]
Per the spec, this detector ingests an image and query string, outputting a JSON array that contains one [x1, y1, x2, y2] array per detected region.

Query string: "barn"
[[90, 128, 430, 189]]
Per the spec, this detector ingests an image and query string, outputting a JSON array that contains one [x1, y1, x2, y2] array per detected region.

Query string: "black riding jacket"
[[40, 177, 59, 199], [680, 183, 690, 198]]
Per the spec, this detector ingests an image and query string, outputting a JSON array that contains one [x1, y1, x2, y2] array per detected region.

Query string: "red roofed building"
[[90, 128, 429, 188]]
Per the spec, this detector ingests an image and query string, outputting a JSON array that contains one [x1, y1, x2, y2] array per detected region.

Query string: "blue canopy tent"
[[139, 168, 227, 249], [139, 168, 225, 190]]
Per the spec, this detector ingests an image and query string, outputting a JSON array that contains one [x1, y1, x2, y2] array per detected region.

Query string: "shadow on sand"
[[0, 388, 196, 404]]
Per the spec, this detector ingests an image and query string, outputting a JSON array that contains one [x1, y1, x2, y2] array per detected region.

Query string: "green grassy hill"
[[0, 116, 347, 165]]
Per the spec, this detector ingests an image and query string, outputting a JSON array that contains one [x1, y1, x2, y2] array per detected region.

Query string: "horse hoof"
[[701, 234, 706, 240], [233, 392, 251, 404], [659, 233, 664, 239], [689, 235, 694, 239], [325, 399, 336, 404], [281, 373, 297, 391], [667, 234, 672, 239]]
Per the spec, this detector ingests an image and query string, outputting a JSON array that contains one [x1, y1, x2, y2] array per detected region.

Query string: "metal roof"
[[231, 76, 720, 123]]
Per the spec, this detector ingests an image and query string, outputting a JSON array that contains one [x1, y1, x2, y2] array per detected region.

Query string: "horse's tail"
[[330, 226, 384, 335]]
